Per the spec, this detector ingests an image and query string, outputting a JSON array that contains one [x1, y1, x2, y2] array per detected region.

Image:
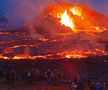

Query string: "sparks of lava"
[[60, 10, 76, 32]]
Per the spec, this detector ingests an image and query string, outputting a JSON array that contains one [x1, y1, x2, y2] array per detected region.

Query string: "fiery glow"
[[59, 7, 82, 32], [0, 55, 9, 60], [57, 49, 107, 59], [60, 10, 76, 32], [50, 3, 106, 33], [71, 7, 81, 17], [65, 54, 87, 59], [0, 49, 107, 60], [12, 55, 31, 60], [0, 3, 107, 60]]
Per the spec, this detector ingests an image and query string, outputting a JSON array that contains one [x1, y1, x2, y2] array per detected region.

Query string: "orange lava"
[[0, 48, 106, 60], [46, 3, 107, 33], [60, 10, 76, 31]]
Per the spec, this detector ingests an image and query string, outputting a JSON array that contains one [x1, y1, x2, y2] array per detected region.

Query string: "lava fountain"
[[60, 10, 76, 32]]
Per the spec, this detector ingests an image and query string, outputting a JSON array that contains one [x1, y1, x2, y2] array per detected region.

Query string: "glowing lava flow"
[[0, 49, 107, 60], [65, 54, 87, 59], [60, 10, 76, 32]]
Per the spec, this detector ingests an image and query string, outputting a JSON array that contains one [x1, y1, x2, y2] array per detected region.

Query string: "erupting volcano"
[[30, 2, 108, 33], [0, 2, 108, 60]]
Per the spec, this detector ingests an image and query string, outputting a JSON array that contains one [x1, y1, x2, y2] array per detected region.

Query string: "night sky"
[[0, 0, 108, 30]]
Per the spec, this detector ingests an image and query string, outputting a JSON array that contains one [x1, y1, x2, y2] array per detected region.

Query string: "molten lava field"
[[0, 31, 107, 60]]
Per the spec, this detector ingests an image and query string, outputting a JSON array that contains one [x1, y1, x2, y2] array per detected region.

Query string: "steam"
[[27, 22, 48, 41]]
